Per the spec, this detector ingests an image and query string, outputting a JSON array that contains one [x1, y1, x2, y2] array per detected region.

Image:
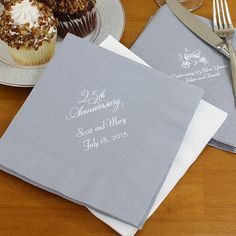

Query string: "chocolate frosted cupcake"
[[0, 0, 57, 66], [42, 0, 97, 38]]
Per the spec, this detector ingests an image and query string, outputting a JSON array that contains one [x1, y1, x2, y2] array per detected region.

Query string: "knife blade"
[[166, 0, 230, 58]]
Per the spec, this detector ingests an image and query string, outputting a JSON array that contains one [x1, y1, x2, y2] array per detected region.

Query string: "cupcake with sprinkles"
[[0, 0, 57, 66], [42, 0, 97, 38]]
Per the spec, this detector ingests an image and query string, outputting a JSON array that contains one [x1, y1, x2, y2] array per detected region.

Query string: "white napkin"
[[85, 36, 227, 236]]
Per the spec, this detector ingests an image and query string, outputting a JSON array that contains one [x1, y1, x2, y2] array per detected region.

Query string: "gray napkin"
[[0, 34, 203, 228], [131, 5, 236, 152]]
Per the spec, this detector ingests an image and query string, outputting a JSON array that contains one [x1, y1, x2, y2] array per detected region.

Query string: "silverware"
[[166, 0, 230, 58], [209, 139, 236, 153], [213, 0, 236, 105]]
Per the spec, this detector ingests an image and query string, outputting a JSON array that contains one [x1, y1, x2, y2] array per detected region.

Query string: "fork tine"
[[216, 0, 223, 29], [223, 0, 234, 29], [220, 0, 227, 28], [213, 0, 218, 30]]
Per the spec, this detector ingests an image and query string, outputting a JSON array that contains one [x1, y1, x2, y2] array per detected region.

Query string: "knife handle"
[[218, 43, 230, 58], [227, 39, 236, 105]]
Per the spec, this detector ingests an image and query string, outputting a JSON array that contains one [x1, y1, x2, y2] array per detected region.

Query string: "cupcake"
[[0, 0, 57, 66], [42, 0, 97, 38]]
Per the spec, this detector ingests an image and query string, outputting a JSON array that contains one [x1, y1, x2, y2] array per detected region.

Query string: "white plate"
[[0, 0, 125, 87]]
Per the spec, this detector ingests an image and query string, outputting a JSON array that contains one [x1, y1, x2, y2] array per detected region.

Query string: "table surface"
[[0, 0, 236, 235]]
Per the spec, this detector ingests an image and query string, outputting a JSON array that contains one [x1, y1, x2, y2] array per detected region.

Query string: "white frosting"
[[11, 0, 41, 27]]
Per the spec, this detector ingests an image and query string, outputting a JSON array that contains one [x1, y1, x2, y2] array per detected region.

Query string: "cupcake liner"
[[9, 34, 57, 66], [57, 8, 97, 38]]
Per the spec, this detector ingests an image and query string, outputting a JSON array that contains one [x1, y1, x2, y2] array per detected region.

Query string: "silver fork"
[[213, 0, 236, 105]]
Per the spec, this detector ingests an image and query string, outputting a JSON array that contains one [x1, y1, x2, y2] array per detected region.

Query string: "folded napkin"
[[0, 34, 203, 228], [82, 36, 227, 236], [131, 5, 236, 152]]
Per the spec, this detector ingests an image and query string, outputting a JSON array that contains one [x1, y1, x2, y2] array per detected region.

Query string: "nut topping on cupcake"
[[0, 0, 57, 50], [0, 0, 12, 6], [42, 0, 96, 15]]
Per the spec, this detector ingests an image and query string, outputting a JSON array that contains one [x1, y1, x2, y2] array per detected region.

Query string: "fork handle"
[[227, 39, 236, 105]]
